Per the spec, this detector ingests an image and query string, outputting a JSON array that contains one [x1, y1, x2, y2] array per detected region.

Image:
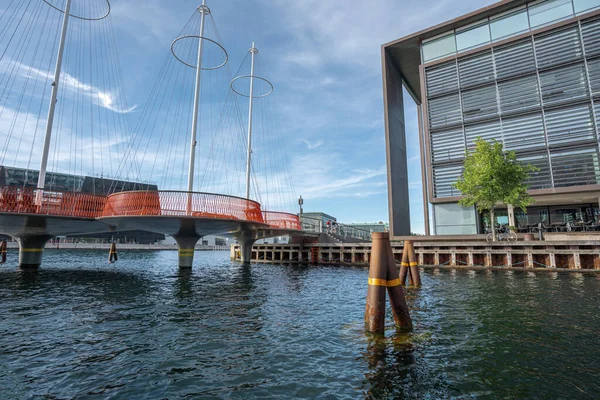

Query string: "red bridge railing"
[[262, 211, 302, 230], [0, 186, 106, 218], [102, 190, 265, 223]]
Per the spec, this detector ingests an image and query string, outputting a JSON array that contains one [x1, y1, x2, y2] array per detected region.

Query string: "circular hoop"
[[230, 75, 273, 98], [170, 35, 228, 70], [42, 0, 111, 21]]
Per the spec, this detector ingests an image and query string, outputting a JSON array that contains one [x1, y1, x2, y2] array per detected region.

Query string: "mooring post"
[[365, 232, 390, 334], [399, 242, 409, 285], [108, 242, 118, 263], [386, 241, 413, 331], [407, 241, 422, 287], [0, 240, 6, 264]]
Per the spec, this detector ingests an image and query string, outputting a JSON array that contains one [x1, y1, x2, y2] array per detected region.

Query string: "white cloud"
[[300, 138, 323, 150], [1, 59, 137, 114]]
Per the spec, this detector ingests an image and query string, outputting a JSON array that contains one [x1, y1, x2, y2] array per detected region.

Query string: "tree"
[[453, 138, 536, 241]]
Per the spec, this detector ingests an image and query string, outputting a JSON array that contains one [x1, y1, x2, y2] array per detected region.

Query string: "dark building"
[[383, 0, 600, 236]]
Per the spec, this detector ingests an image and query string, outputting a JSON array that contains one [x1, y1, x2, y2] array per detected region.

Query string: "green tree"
[[453, 138, 536, 241]]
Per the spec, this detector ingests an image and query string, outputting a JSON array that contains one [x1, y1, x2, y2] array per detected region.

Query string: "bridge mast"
[[186, 0, 209, 213], [37, 0, 73, 195], [245, 43, 257, 199]]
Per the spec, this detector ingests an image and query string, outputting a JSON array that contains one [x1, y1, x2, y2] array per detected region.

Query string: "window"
[[490, 10, 530, 41], [528, 0, 574, 28], [574, 0, 600, 14], [422, 33, 457, 62], [456, 23, 491, 51]]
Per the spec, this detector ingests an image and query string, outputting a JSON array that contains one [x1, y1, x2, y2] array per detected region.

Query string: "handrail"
[[101, 190, 265, 223], [262, 211, 301, 230], [0, 185, 106, 218]]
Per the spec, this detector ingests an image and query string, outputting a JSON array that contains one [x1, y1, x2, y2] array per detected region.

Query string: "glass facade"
[[421, 0, 600, 63], [425, 16, 600, 199]]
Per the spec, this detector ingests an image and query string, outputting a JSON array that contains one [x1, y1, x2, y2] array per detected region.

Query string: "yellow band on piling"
[[21, 248, 43, 252], [109, 251, 117, 254], [401, 262, 409, 267], [368, 277, 401, 287], [410, 262, 418, 266], [179, 250, 195, 256]]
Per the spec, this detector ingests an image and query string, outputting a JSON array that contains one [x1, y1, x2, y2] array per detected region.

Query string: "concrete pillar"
[[173, 235, 200, 269], [527, 253, 534, 268], [468, 252, 474, 266], [16, 235, 52, 269], [573, 253, 581, 270], [450, 252, 456, 266], [506, 253, 512, 267], [434, 252, 440, 266], [549, 252, 556, 268], [238, 236, 256, 265]]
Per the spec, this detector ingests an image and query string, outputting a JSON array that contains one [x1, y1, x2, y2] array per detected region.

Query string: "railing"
[[262, 211, 301, 230], [0, 185, 106, 218], [102, 190, 265, 223]]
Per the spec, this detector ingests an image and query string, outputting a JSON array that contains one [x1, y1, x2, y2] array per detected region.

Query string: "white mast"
[[245, 43, 257, 200], [37, 0, 73, 194], [186, 0, 208, 212]]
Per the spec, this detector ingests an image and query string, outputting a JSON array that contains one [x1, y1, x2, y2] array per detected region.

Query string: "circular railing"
[[0, 186, 106, 218], [262, 211, 301, 230], [102, 190, 265, 223]]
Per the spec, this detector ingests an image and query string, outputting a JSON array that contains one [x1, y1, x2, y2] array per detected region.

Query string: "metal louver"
[[494, 39, 536, 80], [498, 74, 540, 114], [428, 93, 462, 130], [465, 119, 501, 149], [425, 61, 459, 98], [539, 63, 588, 105], [551, 146, 600, 187], [433, 164, 463, 198], [502, 113, 546, 151], [461, 85, 498, 122], [534, 26, 582, 69], [458, 51, 495, 89], [545, 104, 596, 146], [581, 17, 600, 57], [430, 127, 465, 163], [517, 152, 552, 189]]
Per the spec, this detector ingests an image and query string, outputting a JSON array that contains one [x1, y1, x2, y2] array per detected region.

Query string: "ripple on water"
[[0, 251, 599, 398]]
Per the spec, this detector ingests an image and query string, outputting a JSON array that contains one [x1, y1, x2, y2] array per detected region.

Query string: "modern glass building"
[[383, 0, 600, 236]]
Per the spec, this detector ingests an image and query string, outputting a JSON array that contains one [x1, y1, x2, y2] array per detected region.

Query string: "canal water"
[[0, 250, 599, 399]]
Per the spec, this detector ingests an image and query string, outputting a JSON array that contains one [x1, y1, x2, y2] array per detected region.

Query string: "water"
[[0, 250, 599, 399]]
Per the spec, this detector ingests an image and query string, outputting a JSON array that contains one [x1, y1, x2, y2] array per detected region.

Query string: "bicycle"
[[486, 225, 517, 242]]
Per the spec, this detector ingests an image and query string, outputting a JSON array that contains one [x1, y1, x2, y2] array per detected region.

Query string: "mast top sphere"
[[42, 0, 111, 21]]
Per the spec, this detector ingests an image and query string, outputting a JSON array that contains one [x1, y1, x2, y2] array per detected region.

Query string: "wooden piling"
[[365, 232, 389, 334], [407, 241, 421, 286], [386, 242, 413, 331]]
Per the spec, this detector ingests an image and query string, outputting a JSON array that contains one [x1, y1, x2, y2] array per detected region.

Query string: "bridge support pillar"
[[16, 235, 52, 269], [239, 238, 256, 265], [173, 235, 200, 269]]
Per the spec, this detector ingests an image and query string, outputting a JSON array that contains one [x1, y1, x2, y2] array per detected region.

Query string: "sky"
[[0, 0, 498, 233]]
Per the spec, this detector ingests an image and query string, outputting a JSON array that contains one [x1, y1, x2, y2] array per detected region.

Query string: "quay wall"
[[231, 241, 600, 270]]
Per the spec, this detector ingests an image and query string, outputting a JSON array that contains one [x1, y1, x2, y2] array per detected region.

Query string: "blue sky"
[[0, 0, 497, 232]]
